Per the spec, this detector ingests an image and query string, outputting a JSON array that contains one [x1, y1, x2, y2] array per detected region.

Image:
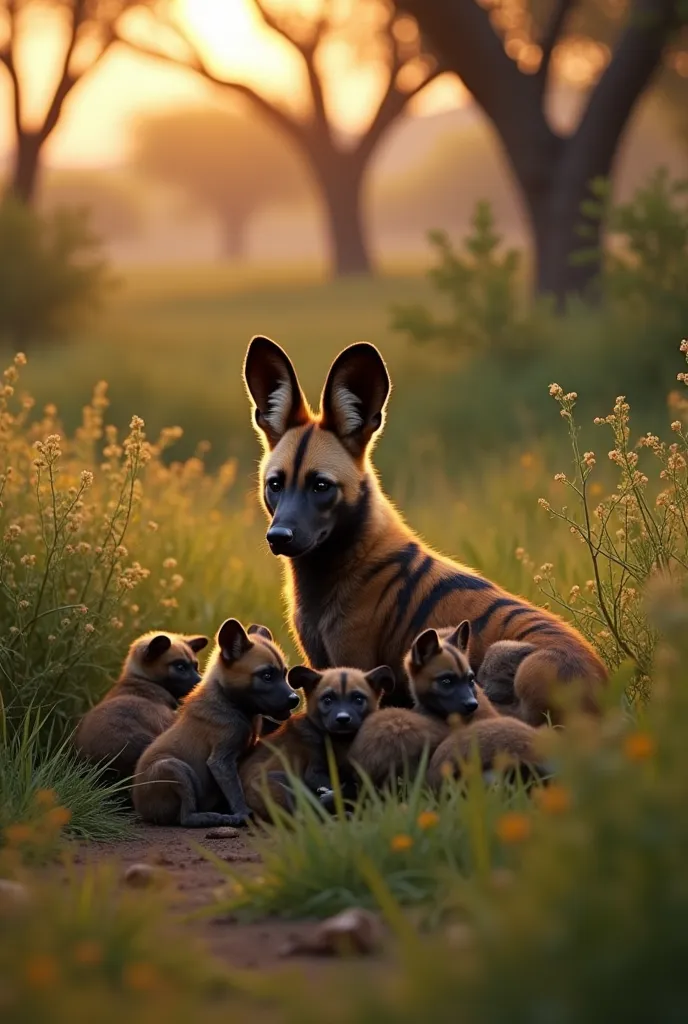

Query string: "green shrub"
[[0, 200, 112, 350]]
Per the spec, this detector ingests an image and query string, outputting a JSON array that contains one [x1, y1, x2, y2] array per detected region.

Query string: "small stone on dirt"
[[123, 863, 160, 888], [279, 907, 383, 958], [0, 879, 31, 910], [205, 827, 241, 839]]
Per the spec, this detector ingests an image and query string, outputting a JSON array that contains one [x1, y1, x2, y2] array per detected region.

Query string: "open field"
[[2, 265, 688, 1021]]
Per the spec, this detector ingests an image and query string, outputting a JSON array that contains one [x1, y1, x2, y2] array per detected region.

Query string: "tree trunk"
[[316, 157, 372, 277], [7, 132, 42, 205], [220, 214, 247, 261], [523, 145, 613, 303]]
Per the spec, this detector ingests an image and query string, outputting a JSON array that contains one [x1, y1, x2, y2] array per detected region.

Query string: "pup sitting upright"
[[133, 620, 299, 828], [240, 664, 394, 819], [74, 631, 208, 789]]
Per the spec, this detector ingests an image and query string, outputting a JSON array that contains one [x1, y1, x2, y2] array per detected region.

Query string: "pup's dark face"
[[217, 620, 299, 721], [406, 622, 479, 721], [132, 632, 208, 702], [243, 337, 390, 559], [288, 665, 394, 735]]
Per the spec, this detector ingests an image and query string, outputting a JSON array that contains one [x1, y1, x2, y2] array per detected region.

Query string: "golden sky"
[[0, 0, 466, 168]]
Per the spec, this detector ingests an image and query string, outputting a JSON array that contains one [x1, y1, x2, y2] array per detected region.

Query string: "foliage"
[[524, 349, 688, 691], [0, 707, 130, 848], [0, 857, 238, 1024], [0, 200, 112, 349], [208, 752, 536, 922], [0, 353, 279, 752], [391, 202, 550, 358]]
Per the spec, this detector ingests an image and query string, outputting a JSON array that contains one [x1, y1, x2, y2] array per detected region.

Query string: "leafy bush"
[[391, 202, 550, 359], [0, 199, 112, 350]]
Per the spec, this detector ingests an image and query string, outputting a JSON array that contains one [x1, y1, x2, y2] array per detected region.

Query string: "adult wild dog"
[[243, 337, 607, 723]]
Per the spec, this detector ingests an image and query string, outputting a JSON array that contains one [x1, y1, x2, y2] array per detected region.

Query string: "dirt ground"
[[69, 825, 376, 975]]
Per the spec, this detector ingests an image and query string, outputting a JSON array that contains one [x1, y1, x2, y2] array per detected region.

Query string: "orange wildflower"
[[73, 942, 103, 966], [623, 731, 655, 761], [4, 824, 34, 845], [123, 962, 159, 992], [24, 955, 59, 989], [495, 812, 531, 845], [417, 811, 439, 831], [535, 784, 571, 815], [46, 807, 71, 829], [34, 789, 57, 808], [390, 834, 414, 852]]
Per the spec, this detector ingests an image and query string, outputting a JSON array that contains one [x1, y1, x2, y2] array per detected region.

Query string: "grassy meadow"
[[2, 257, 688, 1020]]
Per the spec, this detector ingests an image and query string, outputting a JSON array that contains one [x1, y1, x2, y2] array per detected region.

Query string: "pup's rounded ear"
[[365, 665, 395, 696], [217, 619, 252, 664], [447, 620, 471, 653], [287, 665, 322, 696], [243, 336, 310, 449], [247, 623, 273, 642], [410, 628, 441, 668], [319, 342, 390, 458], [186, 636, 209, 654], [143, 634, 172, 662]]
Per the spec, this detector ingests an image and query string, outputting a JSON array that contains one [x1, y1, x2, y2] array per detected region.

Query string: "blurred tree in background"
[[0, 0, 154, 204], [117, 0, 445, 277], [131, 107, 308, 260], [399, 0, 688, 304]]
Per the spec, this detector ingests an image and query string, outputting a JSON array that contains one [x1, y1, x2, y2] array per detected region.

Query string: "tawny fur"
[[351, 623, 496, 787], [427, 717, 551, 790], [243, 337, 608, 725], [73, 631, 208, 790], [240, 665, 391, 819], [133, 621, 296, 828], [475, 640, 537, 720]]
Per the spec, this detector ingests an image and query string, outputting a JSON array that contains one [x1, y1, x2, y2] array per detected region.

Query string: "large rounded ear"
[[143, 634, 172, 662], [364, 665, 395, 696], [243, 336, 310, 449], [287, 665, 322, 696], [446, 620, 470, 653], [186, 636, 209, 654], [410, 628, 441, 669], [319, 343, 390, 458], [247, 623, 273, 642], [217, 619, 252, 664]]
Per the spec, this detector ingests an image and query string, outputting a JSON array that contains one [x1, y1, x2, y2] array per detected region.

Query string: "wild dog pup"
[[133, 620, 299, 828], [426, 716, 551, 790], [74, 631, 208, 788], [350, 621, 492, 787], [240, 664, 393, 819], [243, 336, 607, 723], [476, 640, 537, 720]]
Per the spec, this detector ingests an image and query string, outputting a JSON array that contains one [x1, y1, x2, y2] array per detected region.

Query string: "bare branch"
[[0, 1, 22, 135], [574, 0, 679, 168], [113, 31, 307, 148], [355, 57, 445, 166], [38, 0, 87, 141], [538, 0, 577, 90]]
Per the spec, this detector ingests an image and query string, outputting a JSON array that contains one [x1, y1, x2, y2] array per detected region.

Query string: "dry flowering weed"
[[534, 342, 688, 695], [0, 355, 240, 746]]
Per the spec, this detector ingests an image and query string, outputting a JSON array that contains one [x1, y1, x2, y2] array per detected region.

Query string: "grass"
[[2, 258, 688, 1019]]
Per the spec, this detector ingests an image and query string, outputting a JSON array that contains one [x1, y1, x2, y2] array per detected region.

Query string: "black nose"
[[460, 696, 479, 717], [266, 526, 294, 554], [335, 712, 351, 725], [287, 692, 300, 709]]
